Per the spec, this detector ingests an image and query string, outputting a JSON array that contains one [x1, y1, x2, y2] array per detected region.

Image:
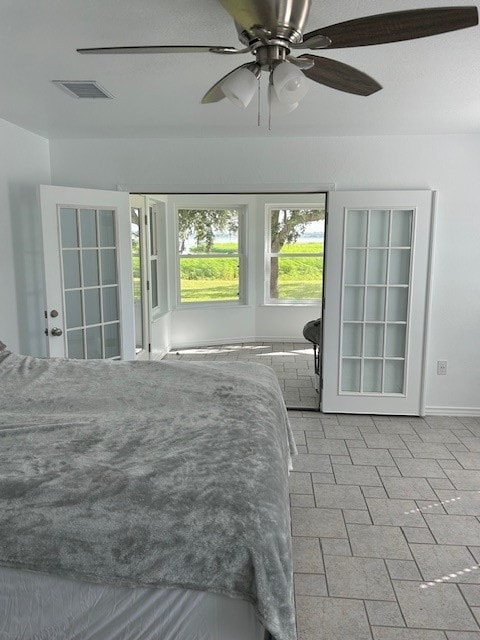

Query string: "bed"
[[0, 342, 297, 640]]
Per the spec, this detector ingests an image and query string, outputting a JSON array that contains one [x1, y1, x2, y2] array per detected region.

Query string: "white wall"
[[0, 118, 51, 355], [49, 133, 480, 413]]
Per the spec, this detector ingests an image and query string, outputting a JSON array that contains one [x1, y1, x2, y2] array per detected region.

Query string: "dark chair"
[[302, 318, 322, 376]]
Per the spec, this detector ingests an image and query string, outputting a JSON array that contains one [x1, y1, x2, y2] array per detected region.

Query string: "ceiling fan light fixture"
[[268, 85, 299, 114], [221, 67, 258, 108], [272, 61, 309, 104]]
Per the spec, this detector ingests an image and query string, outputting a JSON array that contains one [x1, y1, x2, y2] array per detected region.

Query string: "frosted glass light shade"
[[268, 85, 299, 114], [272, 61, 309, 105], [221, 68, 257, 108]]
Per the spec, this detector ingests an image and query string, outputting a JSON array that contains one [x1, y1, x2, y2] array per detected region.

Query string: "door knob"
[[50, 327, 63, 337]]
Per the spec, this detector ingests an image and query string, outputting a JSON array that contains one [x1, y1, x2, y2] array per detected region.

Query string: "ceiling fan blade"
[[201, 63, 258, 104], [299, 55, 382, 96], [298, 6, 479, 49], [77, 45, 243, 55]]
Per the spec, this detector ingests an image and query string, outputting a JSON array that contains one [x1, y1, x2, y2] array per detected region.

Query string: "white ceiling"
[[1, 0, 480, 139]]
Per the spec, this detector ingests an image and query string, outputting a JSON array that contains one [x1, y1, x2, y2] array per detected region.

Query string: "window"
[[266, 203, 325, 303], [149, 206, 159, 310], [177, 208, 243, 305]]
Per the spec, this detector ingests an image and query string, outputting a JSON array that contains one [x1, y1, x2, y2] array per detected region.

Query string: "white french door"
[[40, 185, 135, 360], [322, 190, 434, 415]]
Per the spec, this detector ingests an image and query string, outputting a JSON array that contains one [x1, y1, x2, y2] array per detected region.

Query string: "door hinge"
[[148, 343, 152, 353], [146, 280, 150, 291], [145, 214, 148, 225]]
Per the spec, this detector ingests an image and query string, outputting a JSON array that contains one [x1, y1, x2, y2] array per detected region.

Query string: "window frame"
[[264, 202, 326, 306], [175, 204, 247, 308]]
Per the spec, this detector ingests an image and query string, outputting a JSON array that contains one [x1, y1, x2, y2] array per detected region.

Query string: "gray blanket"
[[0, 350, 297, 640]]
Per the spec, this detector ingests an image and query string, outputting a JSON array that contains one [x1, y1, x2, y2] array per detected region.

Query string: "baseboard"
[[425, 406, 480, 417]]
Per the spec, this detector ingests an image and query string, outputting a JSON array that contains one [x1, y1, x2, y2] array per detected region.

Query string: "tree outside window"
[[177, 208, 242, 304], [267, 205, 325, 302]]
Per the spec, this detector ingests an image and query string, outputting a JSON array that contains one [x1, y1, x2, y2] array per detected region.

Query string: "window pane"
[[385, 360, 405, 393], [364, 360, 383, 393], [60, 208, 78, 248], [369, 210, 390, 247], [101, 249, 117, 285], [341, 359, 361, 392], [84, 288, 101, 326], [388, 288, 409, 322], [389, 249, 411, 285], [151, 258, 158, 308], [366, 287, 385, 321], [367, 249, 388, 285], [270, 209, 324, 255], [180, 257, 239, 303], [104, 323, 120, 358], [62, 250, 81, 289], [150, 208, 158, 255], [99, 210, 116, 247], [178, 208, 243, 304], [386, 324, 406, 358], [80, 209, 97, 247], [269, 256, 322, 300], [65, 290, 83, 329], [179, 209, 239, 255], [86, 326, 102, 359], [82, 249, 99, 287], [346, 210, 367, 247], [343, 323, 362, 357], [391, 210, 412, 247], [103, 286, 119, 323], [345, 250, 366, 285], [365, 324, 384, 357], [67, 329, 84, 359], [343, 287, 364, 321]]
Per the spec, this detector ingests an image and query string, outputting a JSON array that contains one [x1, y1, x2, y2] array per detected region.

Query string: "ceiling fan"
[[77, 0, 479, 112]]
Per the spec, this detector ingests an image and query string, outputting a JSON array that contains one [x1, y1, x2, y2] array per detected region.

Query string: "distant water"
[[300, 232, 325, 242], [188, 232, 324, 245]]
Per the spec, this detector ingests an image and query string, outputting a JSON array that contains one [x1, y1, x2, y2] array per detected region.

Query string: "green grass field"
[[133, 242, 324, 303], [181, 242, 323, 301], [180, 279, 321, 302]]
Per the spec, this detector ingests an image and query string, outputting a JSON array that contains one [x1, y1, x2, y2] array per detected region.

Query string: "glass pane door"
[[340, 208, 412, 395], [59, 207, 121, 359], [322, 190, 433, 415]]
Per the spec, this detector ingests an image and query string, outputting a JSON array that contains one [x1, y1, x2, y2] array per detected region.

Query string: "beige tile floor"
[[165, 343, 480, 640]]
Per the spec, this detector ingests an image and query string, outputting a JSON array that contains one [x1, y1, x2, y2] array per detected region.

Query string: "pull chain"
[[257, 75, 261, 127], [268, 71, 273, 131]]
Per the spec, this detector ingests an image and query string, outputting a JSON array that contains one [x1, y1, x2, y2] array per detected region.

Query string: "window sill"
[[175, 302, 252, 311], [260, 302, 322, 307]]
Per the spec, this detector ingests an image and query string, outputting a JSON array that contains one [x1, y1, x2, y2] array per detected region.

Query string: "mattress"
[[0, 566, 265, 640]]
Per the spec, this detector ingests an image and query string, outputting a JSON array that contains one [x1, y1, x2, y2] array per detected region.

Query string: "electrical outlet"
[[437, 360, 448, 375]]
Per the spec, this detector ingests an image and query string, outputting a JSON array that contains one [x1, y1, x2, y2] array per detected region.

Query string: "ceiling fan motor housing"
[[234, 0, 312, 46]]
